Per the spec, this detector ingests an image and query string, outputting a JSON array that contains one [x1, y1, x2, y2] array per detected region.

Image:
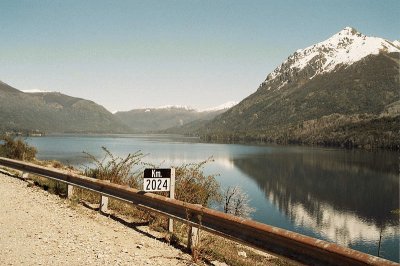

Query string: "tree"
[[223, 186, 255, 219]]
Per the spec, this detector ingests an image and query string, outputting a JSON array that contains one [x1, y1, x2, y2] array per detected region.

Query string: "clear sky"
[[0, 0, 399, 112]]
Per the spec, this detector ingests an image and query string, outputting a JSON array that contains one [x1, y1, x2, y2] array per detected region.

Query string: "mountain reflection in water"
[[232, 149, 399, 247]]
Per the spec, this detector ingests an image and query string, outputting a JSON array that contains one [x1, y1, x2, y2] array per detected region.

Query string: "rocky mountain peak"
[[261, 27, 400, 91], [334, 26, 360, 37]]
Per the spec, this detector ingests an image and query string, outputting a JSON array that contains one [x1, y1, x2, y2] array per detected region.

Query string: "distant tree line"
[[199, 114, 400, 150]]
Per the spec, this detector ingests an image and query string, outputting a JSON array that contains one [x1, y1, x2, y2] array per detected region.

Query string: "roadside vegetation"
[[0, 137, 285, 265], [82, 147, 146, 187], [0, 135, 37, 161]]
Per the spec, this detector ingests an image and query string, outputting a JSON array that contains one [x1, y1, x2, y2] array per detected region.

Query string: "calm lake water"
[[27, 134, 399, 262]]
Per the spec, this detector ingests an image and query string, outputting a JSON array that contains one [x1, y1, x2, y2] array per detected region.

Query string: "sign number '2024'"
[[144, 178, 169, 191], [143, 168, 174, 192]]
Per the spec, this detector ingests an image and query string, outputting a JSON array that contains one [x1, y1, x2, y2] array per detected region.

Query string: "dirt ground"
[[0, 172, 193, 265]]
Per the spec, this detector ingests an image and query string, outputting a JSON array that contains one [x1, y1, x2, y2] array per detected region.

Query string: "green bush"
[[0, 135, 37, 161]]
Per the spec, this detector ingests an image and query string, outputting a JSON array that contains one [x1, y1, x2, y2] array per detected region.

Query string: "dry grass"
[[28, 174, 67, 196], [199, 233, 293, 266], [0, 136, 37, 161], [160, 220, 294, 266]]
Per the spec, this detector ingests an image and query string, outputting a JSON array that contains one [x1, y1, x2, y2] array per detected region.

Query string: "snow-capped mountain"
[[130, 102, 237, 113], [22, 89, 54, 93], [115, 102, 235, 133], [262, 27, 400, 90], [154, 105, 195, 111], [201, 101, 238, 112], [201, 27, 400, 149]]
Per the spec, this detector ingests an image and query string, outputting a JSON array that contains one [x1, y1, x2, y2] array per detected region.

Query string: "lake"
[[26, 134, 399, 262]]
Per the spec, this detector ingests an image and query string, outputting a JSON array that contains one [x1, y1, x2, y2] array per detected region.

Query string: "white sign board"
[[143, 169, 174, 192]]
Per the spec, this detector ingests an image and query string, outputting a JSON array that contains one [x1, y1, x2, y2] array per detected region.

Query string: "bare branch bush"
[[174, 158, 221, 207], [223, 186, 255, 219], [82, 146, 149, 188]]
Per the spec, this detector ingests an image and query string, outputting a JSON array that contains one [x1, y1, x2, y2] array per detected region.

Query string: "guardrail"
[[0, 157, 397, 266]]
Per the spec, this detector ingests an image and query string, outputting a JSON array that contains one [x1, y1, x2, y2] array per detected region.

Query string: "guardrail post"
[[21, 171, 29, 180], [100, 180, 110, 213], [188, 225, 200, 252], [187, 204, 201, 252], [168, 168, 175, 233], [100, 194, 109, 213], [67, 184, 74, 199]]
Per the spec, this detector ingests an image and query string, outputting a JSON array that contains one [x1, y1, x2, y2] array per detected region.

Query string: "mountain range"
[[0, 80, 234, 134], [114, 103, 236, 133], [194, 27, 400, 149], [0, 81, 130, 134], [1, 26, 398, 149]]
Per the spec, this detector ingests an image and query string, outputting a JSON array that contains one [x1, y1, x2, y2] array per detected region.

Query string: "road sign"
[[143, 168, 174, 192], [143, 168, 176, 232]]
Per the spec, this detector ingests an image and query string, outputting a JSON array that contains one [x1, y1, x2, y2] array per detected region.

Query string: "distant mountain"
[[0, 81, 131, 134], [0, 81, 20, 94], [199, 27, 400, 149], [200, 101, 238, 112], [115, 104, 235, 133]]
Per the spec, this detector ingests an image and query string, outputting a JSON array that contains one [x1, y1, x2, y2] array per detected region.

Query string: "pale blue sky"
[[0, 0, 399, 112]]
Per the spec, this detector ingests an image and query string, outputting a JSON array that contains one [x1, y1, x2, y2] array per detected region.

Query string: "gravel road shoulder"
[[0, 172, 192, 265]]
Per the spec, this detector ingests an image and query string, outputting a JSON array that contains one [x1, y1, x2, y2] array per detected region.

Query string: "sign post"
[[168, 168, 175, 233], [144, 168, 175, 233]]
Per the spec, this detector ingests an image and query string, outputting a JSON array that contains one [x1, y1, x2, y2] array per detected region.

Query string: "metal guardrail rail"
[[0, 157, 397, 266]]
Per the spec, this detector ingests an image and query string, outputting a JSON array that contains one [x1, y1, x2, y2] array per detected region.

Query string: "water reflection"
[[233, 149, 399, 247]]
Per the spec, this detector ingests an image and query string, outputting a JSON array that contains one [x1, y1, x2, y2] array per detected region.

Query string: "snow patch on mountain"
[[155, 105, 195, 111], [144, 102, 237, 112], [121, 102, 237, 113], [22, 89, 54, 93], [201, 101, 238, 112], [264, 27, 400, 86]]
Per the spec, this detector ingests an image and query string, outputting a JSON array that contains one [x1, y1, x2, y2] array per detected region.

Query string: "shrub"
[[83, 148, 221, 208], [223, 186, 255, 219], [0, 135, 37, 161], [174, 159, 221, 207], [83, 146, 147, 188]]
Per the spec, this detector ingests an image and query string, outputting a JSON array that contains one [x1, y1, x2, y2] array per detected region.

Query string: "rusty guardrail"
[[0, 157, 397, 266]]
